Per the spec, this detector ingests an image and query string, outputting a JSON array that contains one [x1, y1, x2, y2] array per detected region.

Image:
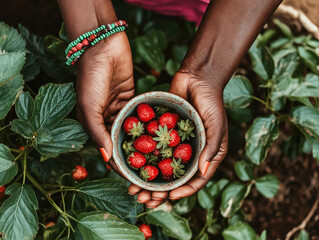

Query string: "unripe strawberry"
[[134, 135, 157, 153], [173, 143, 193, 164], [140, 165, 159, 181], [45, 221, 56, 228], [137, 103, 155, 122], [139, 224, 152, 240], [72, 165, 88, 181], [127, 152, 146, 169], [159, 112, 177, 129], [0, 185, 6, 199]]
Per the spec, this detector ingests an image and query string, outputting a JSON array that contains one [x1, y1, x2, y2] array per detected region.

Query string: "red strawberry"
[[134, 135, 157, 153], [146, 120, 159, 136], [123, 116, 139, 133], [158, 158, 185, 181], [172, 113, 180, 122], [152, 149, 160, 157], [159, 112, 177, 129], [72, 165, 88, 181], [127, 152, 146, 169], [173, 143, 193, 164], [168, 129, 180, 147], [137, 103, 155, 122], [140, 165, 159, 181], [45, 222, 56, 228], [139, 224, 152, 240], [0, 185, 6, 199]]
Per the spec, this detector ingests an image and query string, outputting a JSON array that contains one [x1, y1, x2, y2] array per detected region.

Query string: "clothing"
[[125, 0, 209, 26]]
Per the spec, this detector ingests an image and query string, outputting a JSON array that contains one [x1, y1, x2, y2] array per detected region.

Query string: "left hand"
[[128, 70, 228, 208]]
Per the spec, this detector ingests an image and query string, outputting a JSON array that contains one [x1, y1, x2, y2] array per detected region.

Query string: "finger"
[[151, 191, 169, 201], [137, 190, 151, 204], [146, 200, 166, 209], [128, 184, 143, 195]]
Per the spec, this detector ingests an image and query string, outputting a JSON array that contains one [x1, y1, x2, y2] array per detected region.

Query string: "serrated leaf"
[[173, 195, 196, 215], [0, 144, 18, 185], [136, 75, 157, 95], [0, 21, 26, 52], [0, 183, 39, 240], [249, 44, 274, 81], [33, 119, 88, 157], [245, 115, 279, 165], [220, 182, 248, 218], [255, 174, 279, 198], [166, 59, 180, 76], [15, 91, 35, 120], [298, 47, 319, 74], [0, 74, 24, 120], [77, 212, 144, 240], [22, 53, 40, 82], [222, 222, 257, 240], [223, 76, 253, 108], [30, 83, 76, 129], [10, 119, 35, 139], [146, 210, 192, 240], [0, 51, 25, 84], [77, 179, 135, 219], [234, 160, 254, 181]]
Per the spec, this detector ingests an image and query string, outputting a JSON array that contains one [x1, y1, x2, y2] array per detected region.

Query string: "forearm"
[[57, 0, 117, 40], [181, 0, 282, 90]]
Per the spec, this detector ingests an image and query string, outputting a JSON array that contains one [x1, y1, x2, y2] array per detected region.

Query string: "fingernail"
[[128, 192, 136, 195], [100, 148, 109, 162], [169, 197, 180, 200], [201, 161, 210, 176], [147, 205, 157, 209], [137, 200, 147, 204]]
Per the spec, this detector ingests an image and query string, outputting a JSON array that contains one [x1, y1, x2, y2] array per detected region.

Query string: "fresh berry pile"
[[122, 103, 196, 182]]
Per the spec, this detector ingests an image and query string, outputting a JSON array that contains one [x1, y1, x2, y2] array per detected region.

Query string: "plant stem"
[[134, 64, 148, 76], [14, 150, 25, 162], [48, 188, 77, 195], [24, 83, 37, 96], [194, 221, 209, 240], [0, 124, 10, 132], [71, 193, 76, 212], [10, 148, 22, 153], [42, 184, 74, 189], [55, 227, 67, 240], [251, 95, 274, 112], [27, 172, 48, 195], [23, 151, 27, 184]]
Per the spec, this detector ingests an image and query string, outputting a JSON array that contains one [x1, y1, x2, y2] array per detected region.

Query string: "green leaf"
[[0, 74, 24, 120], [273, 52, 298, 81], [0, 21, 26, 52], [145, 29, 167, 50], [259, 230, 267, 240], [222, 222, 257, 240], [290, 106, 319, 140], [172, 45, 188, 62], [166, 59, 180, 76], [295, 230, 309, 240], [10, 119, 35, 139], [255, 174, 279, 198], [136, 75, 157, 95], [173, 195, 196, 215], [146, 210, 192, 240], [234, 160, 254, 181], [150, 83, 170, 92], [223, 76, 253, 108], [249, 44, 274, 81], [298, 47, 319, 74], [59, 22, 70, 43], [273, 19, 293, 39], [220, 182, 248, 218], [77, 179, 135, 219], [198, 187, 215, 209], [77, 212, 144, 240], [0, 183, 39, 240], [15, 91, 35, 120], [22, 53, 40, 82], [217, 178, 230, 192], [245, 115, 279, 165], [33, 119, 88, 157], [312, 141, 319, 165], [43, 35, 67, 59], [0, 143, 18, 185], [30, 83, 76, 129], [133, 36, 165, 72], [0, 51, 25, 84]]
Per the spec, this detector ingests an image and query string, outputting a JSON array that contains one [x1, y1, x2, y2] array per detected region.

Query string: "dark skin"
[[58, 0, 282, 208]]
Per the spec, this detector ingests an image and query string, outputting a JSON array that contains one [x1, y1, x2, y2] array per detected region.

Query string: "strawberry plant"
[[1, 1, 319, 239]]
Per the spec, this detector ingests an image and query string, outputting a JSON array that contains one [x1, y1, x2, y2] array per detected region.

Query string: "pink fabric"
[[124, 0, 209, 26]]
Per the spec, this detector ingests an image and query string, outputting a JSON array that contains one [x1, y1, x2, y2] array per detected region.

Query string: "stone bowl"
[[111, 91, 205, 191]]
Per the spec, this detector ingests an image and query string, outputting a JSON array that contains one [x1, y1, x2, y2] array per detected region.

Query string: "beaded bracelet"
[[65, 20, 128, 65]]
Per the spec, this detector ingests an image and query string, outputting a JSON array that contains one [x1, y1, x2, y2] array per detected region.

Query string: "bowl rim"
[[111, 91, 206, 191]]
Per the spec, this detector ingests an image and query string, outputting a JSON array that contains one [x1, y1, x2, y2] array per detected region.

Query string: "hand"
[[128, 70, 228, 208], [76, 32, 134, 171]]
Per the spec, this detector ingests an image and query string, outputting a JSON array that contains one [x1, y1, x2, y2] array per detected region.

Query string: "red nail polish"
[[100, 148, 109, 162], [201, 161, 210, 176]]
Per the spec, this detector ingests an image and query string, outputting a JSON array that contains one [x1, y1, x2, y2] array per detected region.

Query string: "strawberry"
[[123, 117, 144, 139], [173, 143, 193, 164], [158, 158, 185, 181], [177, 119, 195, 141], [0, 185, 6, 199], [127, 152, 146, 169], [172, 113, 180, 122], [134, 135, 157, 153], [168, 129, 180, 147], [45, 221, 56, 228], [153, 126, 180, 149], [152, 149, 161, 157], [19, 145, 25, 151], [139, 224, 152, 240], [140, 165, 159, 181], [159, 112, 177, 129], [137, 103, 155, 122], [72, 165, 88, 181], [146, 120, 159, 136]]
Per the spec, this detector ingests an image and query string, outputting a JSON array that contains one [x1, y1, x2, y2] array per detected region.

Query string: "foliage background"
[[0, 0, 319, 240]]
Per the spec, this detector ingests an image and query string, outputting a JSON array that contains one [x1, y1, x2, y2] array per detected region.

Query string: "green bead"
[[111, 23, 115, 28]]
